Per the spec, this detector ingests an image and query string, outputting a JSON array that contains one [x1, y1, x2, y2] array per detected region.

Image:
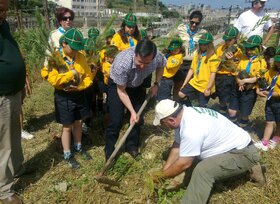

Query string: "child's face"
[[125, 25, 135, 36], [62, 42, 77, 58], [225, 38, 235, 47], [246, 47, 258, 57], [170, 48, 180, 55], [107, 57, 114, 64], [199, 44, 207, 52]]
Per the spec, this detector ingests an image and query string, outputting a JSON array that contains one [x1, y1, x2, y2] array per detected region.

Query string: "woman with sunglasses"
[[42, 7, 75, 79], [49, 7, 75, 52], [171, 10, 207, 101]]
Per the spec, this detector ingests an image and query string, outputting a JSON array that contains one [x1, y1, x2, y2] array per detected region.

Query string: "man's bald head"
[[0, 0, 9, 25]]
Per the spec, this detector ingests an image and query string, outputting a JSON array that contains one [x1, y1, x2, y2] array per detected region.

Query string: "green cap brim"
[[67, 41, 84, 51], [222, 35, 235, 41], [198, 39, 211, 44], [243, 42, 258, 48]]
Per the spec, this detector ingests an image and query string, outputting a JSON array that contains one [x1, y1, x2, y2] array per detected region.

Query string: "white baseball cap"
[[251, 0, 267, 2], [153, 99, 181, 126]]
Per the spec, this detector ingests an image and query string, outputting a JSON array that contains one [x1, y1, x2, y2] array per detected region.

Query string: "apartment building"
[[50, 0, 105, 16]]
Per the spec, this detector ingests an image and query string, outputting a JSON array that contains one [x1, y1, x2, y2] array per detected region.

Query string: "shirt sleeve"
[[155, 51, 167, 68], [209, 55, 219, 73], [77, 55, 93, 90]]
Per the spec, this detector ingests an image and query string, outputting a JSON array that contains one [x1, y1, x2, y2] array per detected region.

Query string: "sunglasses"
[[190, 21, 200, 26], [62, 16, 74, 21]]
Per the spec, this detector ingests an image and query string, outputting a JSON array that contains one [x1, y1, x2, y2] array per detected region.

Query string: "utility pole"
[[156, 0, 159, 14], [44, 0, 50, 29], [228, 5, 232, 26], [134, 0, 137, 13]]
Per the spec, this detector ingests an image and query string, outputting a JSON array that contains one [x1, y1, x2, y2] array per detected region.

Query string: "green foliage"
[[14, 8, 50, 78]]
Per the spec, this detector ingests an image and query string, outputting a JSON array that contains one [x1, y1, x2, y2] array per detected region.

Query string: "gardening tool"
[[96, 93, 152, 185]]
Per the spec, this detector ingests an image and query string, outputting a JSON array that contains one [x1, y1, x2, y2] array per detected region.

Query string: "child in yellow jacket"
[[44, 28, 93, 169], [255, 52, 280, 151], [157, 39, 184, 101], [179, 32, 219, 107], [215, 26, 243, 114], [228, 35, 267, 129]]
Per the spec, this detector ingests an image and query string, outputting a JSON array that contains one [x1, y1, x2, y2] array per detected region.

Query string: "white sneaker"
[[268, 140, 278, 149], [254, 141, 269, 151], [21, 130, 34, 139]]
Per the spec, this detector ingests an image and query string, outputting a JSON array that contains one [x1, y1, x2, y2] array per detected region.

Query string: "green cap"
[[105, 28, 116, 38], [223, 26, 239, 41], [198, 32, 213, 45], [168, 39, 183, 51], [140, 29, 147, 39], [276, 47, 280, 55], [124, 13, 137, 27], [60, 28, 84, 51], [83, 38, 95, 51], [243, 35, 262, 48], [88, 27, 100, 39], [274, 55, 280, 62]]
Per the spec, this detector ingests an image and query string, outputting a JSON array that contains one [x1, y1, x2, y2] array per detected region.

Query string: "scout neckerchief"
[[245, 55, 257, 74], [59, 47, 75, 68], [124, 33, 135, 47], [186, 25, 197, 54], [165, 53, 170, 59], [267, 71, 280, 100], [196, 52, 207, 75], [58, 27, 65, 35]]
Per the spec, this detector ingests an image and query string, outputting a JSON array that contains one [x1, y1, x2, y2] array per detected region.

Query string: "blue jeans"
[[105, 79, 146, 159], [157, 78, 174, 101]]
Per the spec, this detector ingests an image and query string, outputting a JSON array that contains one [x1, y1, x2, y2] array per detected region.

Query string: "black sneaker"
[[65, 156, 80, 169], [76, 149, 93, 160]]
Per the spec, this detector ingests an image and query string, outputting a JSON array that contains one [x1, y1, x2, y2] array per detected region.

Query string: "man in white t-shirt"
[[234, 0, 275, 47], [152, 99, 265, 204]]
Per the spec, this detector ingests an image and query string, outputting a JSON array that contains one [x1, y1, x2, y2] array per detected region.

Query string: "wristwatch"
[[153, 82, 160, 87]]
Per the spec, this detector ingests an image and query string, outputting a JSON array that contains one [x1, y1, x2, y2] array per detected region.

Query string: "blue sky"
[[161, 0, 280, 9]]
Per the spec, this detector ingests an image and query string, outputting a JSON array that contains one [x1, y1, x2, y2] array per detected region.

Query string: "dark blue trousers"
[[105, 78, 146, 159]]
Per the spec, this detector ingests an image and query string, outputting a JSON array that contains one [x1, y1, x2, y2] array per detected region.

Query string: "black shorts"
[[215, 74, 235, 104], [173, 60, 191, 82], [228, 86, 257, 117], [181, 84, 210, 107], [54, 90, 90, 125], [265, 98, 280, 123]]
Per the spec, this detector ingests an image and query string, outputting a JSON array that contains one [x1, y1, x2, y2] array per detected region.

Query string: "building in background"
[[50, 0, 105, 17]]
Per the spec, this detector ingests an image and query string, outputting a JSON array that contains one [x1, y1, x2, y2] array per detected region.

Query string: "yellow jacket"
[[237, 56, 267, 89], [163, 53, 183, 78], [46, 50, 93, 91], [216, 44, 243, 75], [264, 68, 280, 96], [189, 52, 219, 93], [111, 32, 138, 51], [102, 61, 111, 85]]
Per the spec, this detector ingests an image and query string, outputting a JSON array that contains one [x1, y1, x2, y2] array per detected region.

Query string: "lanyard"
[[59, 47, 75, 66], [245, 55, 257, 74], [125, 33, 135, 47], [267, 71, 280, 100], [186, 25, 197, 54], [58, 27, 65, 34], [196, 52, 207, 75]]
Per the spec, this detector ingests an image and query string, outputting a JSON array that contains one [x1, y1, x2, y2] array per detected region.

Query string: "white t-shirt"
[[234, 9, 273, 38], [175, 106, 251, 159]]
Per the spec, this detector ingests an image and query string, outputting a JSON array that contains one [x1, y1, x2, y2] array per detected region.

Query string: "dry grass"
[[18, 78, 280, 204]]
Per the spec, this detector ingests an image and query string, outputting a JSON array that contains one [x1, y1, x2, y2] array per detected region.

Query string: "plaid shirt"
[[110, 47, 166, 87]]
